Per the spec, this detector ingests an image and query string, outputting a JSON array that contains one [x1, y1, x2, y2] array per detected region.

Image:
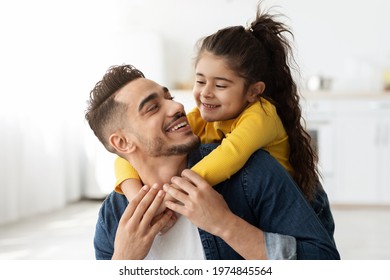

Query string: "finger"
[[170, 175, 198, 196], [181, 169, 209, 189], [131, 184, 162, 223], [121, 185, 150, 222], [158, 213, 177, 235], [149, 210, 174, 237], [163, 183, 189, 204], [165, 200, 186, 216], [138, 187, 166, 227]]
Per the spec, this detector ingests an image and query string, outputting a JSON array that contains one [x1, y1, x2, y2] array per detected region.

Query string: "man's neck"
[[130, 154, 188, 187]]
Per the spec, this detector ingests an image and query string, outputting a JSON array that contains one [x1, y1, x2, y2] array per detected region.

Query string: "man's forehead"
[[115, 78, 161, 104]]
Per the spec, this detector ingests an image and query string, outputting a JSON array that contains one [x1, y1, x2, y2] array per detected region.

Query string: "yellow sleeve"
[[191, 102, 279, 186], [114, 156, 140, 194], [186, 107, 208, 143], [187, 106, 225, 143]]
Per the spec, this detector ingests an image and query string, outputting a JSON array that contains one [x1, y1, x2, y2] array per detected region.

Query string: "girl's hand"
[[163, 169, 233, 237]]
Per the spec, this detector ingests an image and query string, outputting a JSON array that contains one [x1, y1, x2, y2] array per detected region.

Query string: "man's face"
[[115, 78, 199, 157]]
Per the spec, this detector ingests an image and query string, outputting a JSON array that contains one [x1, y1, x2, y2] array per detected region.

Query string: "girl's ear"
[[109, 133, 136, 154], [247, 81, 265, 102]]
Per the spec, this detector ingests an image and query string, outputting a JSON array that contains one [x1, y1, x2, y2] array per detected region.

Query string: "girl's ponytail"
[[250, 8, 320, 201]]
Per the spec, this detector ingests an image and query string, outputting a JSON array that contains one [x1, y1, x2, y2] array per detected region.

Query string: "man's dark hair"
[[85, 64, 145, 152]]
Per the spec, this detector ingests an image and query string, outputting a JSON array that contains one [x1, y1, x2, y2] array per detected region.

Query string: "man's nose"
[[167, 99, 186, 116]]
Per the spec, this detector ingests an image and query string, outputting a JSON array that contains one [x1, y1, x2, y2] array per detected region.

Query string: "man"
[[85, 64, 339, 260]]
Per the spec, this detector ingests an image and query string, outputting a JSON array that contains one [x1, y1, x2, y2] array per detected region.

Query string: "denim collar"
[[187, 143, 219, 169]]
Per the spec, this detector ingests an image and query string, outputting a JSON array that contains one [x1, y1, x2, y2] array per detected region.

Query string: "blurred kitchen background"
[[0, 0, 389, 260]]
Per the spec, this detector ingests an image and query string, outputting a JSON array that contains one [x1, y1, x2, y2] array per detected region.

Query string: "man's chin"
[[168, 136, 200, 155]]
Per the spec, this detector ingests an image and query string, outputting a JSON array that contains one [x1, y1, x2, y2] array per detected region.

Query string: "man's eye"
[[147, 104, 159, 112]]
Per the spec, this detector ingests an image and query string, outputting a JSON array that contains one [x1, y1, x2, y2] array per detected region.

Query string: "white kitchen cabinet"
[[303, 95, 390, 205], [333, 100, 380, 204], [301, 98, 338, 202], [376, 101, 390, 204]]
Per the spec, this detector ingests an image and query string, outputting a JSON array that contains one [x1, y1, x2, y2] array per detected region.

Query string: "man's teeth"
[[171, 122, 187, 132]]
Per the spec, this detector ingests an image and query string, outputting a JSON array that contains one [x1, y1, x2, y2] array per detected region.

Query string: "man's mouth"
[[165, 115, 190, 132], [169, 121, 188, 132]]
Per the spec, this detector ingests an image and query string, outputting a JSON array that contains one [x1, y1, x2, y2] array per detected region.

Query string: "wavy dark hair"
[[195, 6, 320, 201], [85, 64, 145, 153]]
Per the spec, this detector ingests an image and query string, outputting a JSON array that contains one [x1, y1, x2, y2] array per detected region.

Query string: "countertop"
[[301, 91, 390, 100]]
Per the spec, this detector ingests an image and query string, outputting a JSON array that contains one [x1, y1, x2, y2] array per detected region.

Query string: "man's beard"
[[136, 132, 200, 157]]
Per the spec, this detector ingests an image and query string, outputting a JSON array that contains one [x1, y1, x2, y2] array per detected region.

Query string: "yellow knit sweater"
[[114, 98, 293, 193]]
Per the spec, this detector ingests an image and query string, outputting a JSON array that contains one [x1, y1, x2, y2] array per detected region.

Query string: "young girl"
[[114, 7, 320, 212]]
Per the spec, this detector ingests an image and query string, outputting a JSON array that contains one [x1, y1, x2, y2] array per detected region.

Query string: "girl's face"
[[193, 51, 254, 122]]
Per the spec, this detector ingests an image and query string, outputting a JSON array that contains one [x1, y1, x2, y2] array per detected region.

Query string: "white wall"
[[0, 0, 168, 224], [0, 0, 389, 224], [115, 0, 390, 92], [278, 0, 390, 92]]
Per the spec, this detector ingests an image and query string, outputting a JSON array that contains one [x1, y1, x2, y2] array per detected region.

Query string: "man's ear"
[[247, 81, 265, 102], [109, 133, 136, 154]]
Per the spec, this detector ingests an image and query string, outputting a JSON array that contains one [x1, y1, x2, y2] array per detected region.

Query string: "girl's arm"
[[191, 101, 279, 186], [114, 156, 143, 197]]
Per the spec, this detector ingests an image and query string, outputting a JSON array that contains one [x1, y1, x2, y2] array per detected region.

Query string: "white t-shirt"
[[145, 214, 205, 259]]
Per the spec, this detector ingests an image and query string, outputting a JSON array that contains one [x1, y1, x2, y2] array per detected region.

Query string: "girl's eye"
[[216, 84, 227, 88], [196, 80, 205, 85]]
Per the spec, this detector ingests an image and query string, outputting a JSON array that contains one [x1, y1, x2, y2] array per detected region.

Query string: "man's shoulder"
[[94, 192, 127, 260], [98, 192, 128, 225], [196, 144, 272, 160], [191, 144, 280, 173]]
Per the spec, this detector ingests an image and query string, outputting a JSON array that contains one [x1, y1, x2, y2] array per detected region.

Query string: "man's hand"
[[121, 179, 178, 235], [112, 184, 173, 260], [163, 169, 232, 237]]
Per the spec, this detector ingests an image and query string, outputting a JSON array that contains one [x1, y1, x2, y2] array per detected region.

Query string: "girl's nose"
[[200, 87, 213, 99]]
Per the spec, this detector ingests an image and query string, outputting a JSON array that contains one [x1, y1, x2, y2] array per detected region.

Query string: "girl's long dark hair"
[[195, 5, 320, 201]]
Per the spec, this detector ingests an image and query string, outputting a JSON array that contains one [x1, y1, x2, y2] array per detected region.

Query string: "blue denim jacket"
[[94, 145, 340, 260]]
